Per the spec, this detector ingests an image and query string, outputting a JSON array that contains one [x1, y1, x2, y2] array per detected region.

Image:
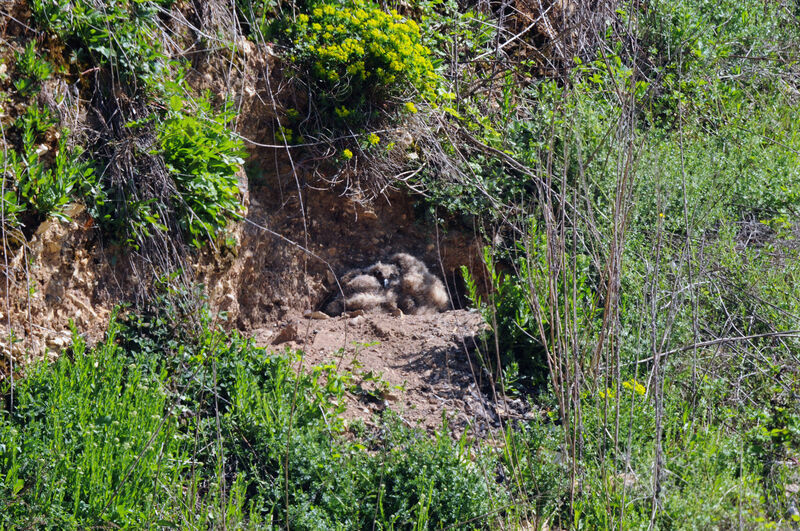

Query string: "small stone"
[[308, 311, 329, 320], [237, 36, 253, 55], [325, 270, 336, 284], [271, 324, 298, 345], [382, 391, 400, 402], [371, 321, 391, 339], [362, 210, 378, 220], [65, 203, 86, 218], [46, 334, 71, 350]]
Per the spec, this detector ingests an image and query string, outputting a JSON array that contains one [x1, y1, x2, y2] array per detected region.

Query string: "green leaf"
[[169, 95, 183, 112], [12, 478, 23, 496]]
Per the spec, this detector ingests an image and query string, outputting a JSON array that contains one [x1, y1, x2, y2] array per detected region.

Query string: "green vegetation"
[[155, 95, 246, 247], [2, 0, 800, 528], [29, 0, 168, 84], [8, 110, 92, 223], [435, 0, 800, 526], [22, 0, 244, 248], [0, 298, 501, 528], [275, 0, 439, 113], [13, 41, 53, 97], [1, 46, 93, 233]]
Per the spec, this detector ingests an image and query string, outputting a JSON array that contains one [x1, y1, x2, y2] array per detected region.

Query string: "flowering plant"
[[279, 0, 439, 117]]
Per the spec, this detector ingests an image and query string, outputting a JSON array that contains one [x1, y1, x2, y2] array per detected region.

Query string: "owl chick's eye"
[[383, 278, 389, 288]]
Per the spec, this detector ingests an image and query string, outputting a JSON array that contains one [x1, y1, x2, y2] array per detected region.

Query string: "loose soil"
[[252, 309, 536, 436]]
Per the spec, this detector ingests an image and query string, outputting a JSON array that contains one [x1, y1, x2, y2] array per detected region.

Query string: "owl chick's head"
[[366, 262, 399, 288]]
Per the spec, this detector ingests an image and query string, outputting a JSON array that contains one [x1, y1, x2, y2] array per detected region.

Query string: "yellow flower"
[[367, 133, 380, 145], [622, 379, 646, 396], [342, 149, 353, 159], [404, 101, 418, 114]]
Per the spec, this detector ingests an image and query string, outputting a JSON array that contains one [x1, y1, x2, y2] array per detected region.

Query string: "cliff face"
[[0, 0, 485, 372]]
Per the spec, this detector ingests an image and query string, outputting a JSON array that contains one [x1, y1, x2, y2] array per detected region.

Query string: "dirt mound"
[[252, 309, 535, 435]]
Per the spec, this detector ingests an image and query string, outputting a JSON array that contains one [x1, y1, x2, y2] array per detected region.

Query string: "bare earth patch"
[[251, 309, 535, 437]]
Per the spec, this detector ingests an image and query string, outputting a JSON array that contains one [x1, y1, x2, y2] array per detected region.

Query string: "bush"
[[1, 106, 94, 227], [156, 96, 246, 247], [13, 41, 53, 97], [29, 0, 167, 84], [465, 231, 599, 394], [273, 0, 439, 119]]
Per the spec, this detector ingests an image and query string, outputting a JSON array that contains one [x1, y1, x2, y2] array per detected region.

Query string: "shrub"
[[156, 96, 246, 247], [465, 232, 598, 394], [28, 0, 167, 84], [13, 41, 53, 97], [273, 0, 440, 118], [0, 106, 94, 227]]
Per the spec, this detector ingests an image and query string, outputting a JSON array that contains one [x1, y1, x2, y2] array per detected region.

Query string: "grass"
[[0, 298, 504, 529], [3, 0, 800, 528]]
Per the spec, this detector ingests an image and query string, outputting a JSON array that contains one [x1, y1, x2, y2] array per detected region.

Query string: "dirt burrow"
[[1, 166, 496, 433]]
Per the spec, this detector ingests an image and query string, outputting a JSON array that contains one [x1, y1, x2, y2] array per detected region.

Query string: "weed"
[[156, 94, 246, 247], [13, 41, 53, 97], [1, 105, 94, 228]]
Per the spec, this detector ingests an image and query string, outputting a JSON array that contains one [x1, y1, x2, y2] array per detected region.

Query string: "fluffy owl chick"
[[364, 262, 400, 288], [324, 253, 449, 316], [324, 271, 396, 315], [386, 253, 449, 314]]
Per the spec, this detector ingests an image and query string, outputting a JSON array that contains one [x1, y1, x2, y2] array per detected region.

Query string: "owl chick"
[[324, 253, 449, 316], [386, 253, 449, 314]]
